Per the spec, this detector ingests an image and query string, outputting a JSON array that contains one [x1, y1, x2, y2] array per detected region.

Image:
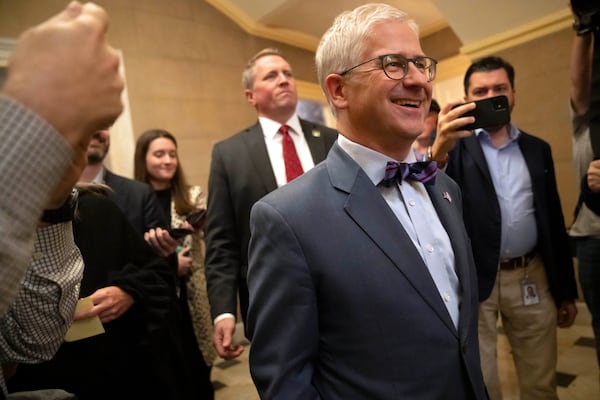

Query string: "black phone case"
[[186, 208, 207, 230], [168, 228, 194, 239], [453, 95, 510, 131]]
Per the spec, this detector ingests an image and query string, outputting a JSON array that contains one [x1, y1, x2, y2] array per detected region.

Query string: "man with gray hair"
[[246, 3, 487, 399]]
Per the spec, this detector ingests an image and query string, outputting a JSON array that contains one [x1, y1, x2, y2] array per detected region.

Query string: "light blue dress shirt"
[[338, 135, 461, 329], [475, 125, 537, 259]]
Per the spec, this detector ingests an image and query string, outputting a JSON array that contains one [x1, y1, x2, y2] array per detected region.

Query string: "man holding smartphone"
[[430, 56, 578, 400]]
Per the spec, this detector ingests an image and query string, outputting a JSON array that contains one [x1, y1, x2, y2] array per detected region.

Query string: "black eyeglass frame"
[[339, 54, 438, 82]]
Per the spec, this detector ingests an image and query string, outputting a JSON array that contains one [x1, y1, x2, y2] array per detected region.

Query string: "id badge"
[[521, 280, 540, 306]]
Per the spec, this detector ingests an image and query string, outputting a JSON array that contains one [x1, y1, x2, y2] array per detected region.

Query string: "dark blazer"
[[247, 143, 487, 399], [581, 174, 600, 215], [9, 190, 194, 400], [204, 119, 337, 321], [445, 130, 577, 304], [103, 169, 167, 234]]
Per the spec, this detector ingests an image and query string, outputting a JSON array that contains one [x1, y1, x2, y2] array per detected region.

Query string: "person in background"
[[246, 4, 487, 399], [412, 98, 440, 160], [134, 129, 216, 399], [204, 47, 337, 360], [430, 55, 578, 400], [79, 129, 177, 258], [568, 14, 600, 369], [8, 185, 193, 400], [0, 0, 122, 316]]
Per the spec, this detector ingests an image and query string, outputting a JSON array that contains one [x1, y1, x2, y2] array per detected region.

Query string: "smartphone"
[[168, 227, 194, 240], [452, 95, 510, 131], [186, 208, 207, 230]]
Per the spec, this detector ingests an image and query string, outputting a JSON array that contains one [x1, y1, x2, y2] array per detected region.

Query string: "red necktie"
[[280, 125, 304, 182]]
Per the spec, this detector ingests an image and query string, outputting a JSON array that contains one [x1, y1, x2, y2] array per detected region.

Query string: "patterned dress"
[[171, 185, 217, 366]]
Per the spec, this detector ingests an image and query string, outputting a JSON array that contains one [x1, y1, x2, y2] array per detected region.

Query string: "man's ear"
[[324, 74, 348, 110], [244, 89, 255, 106]]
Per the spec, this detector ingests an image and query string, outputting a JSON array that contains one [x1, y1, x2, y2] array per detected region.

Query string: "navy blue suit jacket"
[[247, 143, 487, 399]]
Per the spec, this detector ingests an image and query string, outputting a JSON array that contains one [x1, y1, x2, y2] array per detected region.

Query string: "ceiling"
[[207, 0, 571, 53]]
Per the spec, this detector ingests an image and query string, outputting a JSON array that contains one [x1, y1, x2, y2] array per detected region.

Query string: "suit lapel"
[[426, 177, 474, 339], [328, 145, 458, 334], [463, 135, 494, 185], [243, 123, 278, 193]]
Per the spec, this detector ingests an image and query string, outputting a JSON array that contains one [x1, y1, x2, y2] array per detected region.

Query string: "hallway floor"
[[212, 301, 599, 400]]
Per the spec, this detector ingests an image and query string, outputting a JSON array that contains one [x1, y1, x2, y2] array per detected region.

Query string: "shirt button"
[[408, 199, 416, 206], [427, 245, 434, 253], [31, 251, 43, 261], [443, 293, 451, 302]]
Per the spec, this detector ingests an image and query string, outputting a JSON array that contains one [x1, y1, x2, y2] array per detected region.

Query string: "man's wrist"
[[214, 313, 236, 325], [427, 146, 448, 169], [572, 17, 596, 36], [41, 188, 79, 224]]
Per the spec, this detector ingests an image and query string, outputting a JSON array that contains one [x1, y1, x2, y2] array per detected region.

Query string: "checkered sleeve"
[[0, 95, 73, 315], [0, 222, 83, 363]]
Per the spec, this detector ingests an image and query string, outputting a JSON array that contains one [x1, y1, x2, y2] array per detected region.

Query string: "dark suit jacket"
[[445, 130, 577, 304], [247, 143, 487, 399], [9, 190, 193, 399], [205, 119, 337, 321], [103, 169, 168, 234]]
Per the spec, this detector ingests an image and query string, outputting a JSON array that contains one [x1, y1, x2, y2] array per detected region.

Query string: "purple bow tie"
[[381, 160, 438, 187]]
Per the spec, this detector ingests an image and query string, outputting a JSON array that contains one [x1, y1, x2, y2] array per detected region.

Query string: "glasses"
[[339, 54, 438, 82]]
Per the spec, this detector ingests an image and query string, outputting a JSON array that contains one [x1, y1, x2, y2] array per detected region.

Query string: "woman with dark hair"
[[134, 129, 216, 399]]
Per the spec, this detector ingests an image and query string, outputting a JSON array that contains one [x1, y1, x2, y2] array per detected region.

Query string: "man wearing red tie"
[[204, 48, 337, 359]]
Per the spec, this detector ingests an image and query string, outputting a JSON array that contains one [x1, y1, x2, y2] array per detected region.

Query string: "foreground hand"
[[74, 286, 134, 323], [430, 100, 476, 161], [3, 1, 123, 152], [45, 138, 90, 209], [213, 317, 244, 359], [557, 300, 577, 328]]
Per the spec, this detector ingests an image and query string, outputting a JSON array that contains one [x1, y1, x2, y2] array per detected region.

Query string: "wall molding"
[[460, 7, 572, 59], [206, 0, 319, 51]]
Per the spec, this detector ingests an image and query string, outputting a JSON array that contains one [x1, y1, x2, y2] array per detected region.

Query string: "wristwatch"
[[426, 146, 448, 169], [41, 188, 79, 224]]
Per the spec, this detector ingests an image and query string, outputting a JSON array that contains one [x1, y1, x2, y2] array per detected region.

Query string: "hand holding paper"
[[64, 297, 104, 342]]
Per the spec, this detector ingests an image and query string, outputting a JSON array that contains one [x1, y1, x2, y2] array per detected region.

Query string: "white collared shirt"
[[259, 115, 315, 187]]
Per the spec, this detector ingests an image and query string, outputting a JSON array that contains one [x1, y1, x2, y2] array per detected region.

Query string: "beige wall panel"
[[0, 0, 581, 220], [495, 28, 576, 222]]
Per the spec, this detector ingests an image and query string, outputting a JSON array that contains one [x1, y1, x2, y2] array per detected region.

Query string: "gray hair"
[[315, 3, 419, 111]]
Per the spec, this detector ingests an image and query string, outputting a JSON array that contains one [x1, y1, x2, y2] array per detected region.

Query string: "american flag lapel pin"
[[442, 191, 452, 203]]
